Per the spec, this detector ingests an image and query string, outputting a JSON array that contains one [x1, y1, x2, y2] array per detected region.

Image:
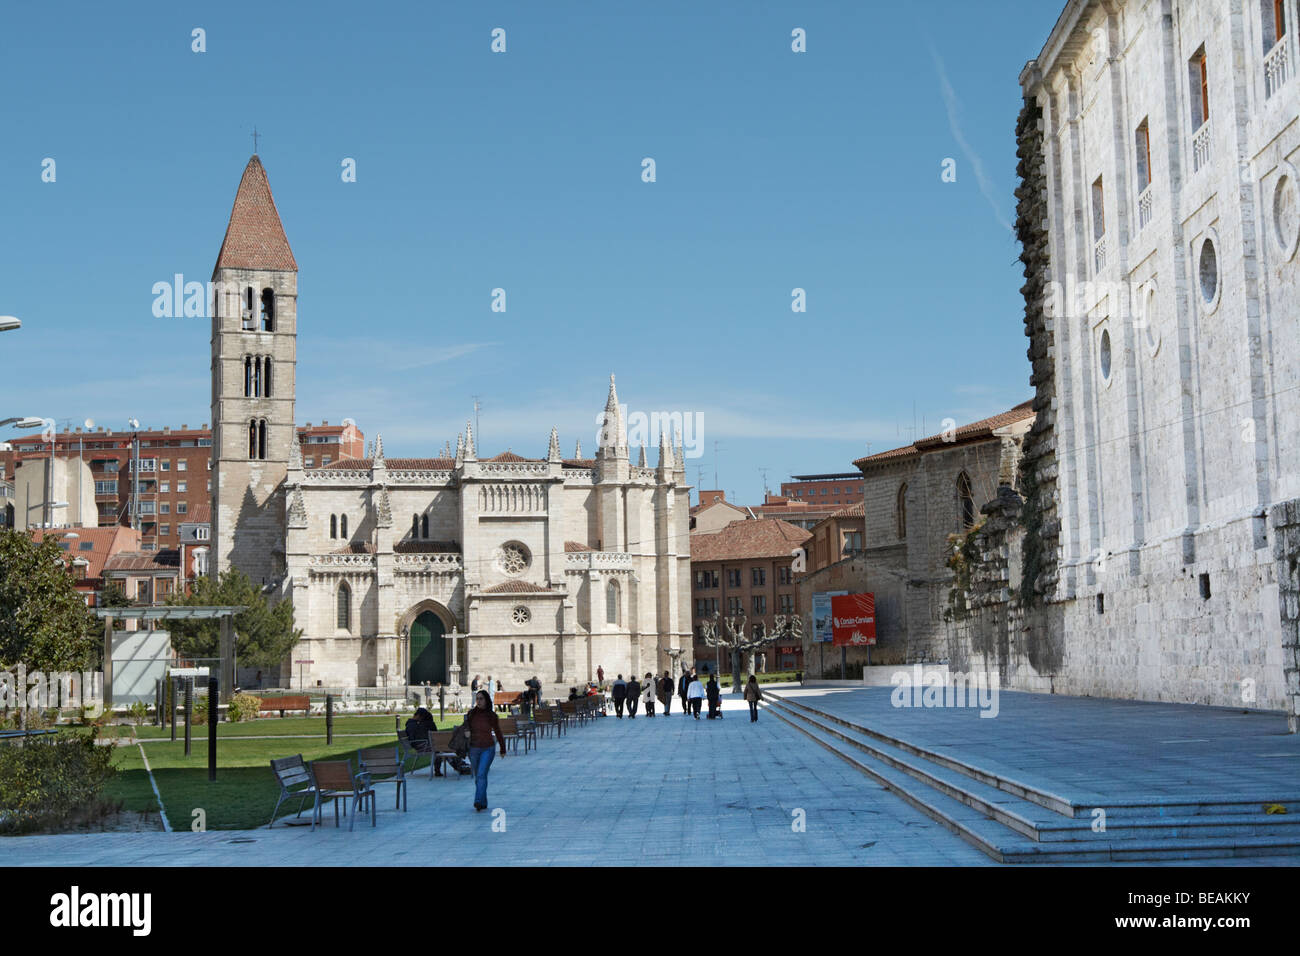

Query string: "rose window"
[[499, 543, 529, 575], [512, 606, 531, 626]]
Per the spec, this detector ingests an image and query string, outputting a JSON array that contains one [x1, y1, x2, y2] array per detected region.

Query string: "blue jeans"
[[469, 746, 496, 807]]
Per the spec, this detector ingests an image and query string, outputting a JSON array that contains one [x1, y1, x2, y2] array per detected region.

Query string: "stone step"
[[764, 691, 1300, 820], [766, 700, 1300, 863], [763, 697, 1300, 844]]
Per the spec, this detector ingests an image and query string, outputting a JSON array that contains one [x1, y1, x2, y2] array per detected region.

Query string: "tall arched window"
[[330, 515, 337, 539], [337, 582, 351, 630], [511, 644, 516, 663], [421, 514, 429, 539], [260, 289, 275, 332], [263, 357, 272, 396], [248, 420, 258, 459], [896, 483, 908, 540], [244, 356, 253, 397], [957, 471, 975, 529], [258, 419, 267, 459], [412, 514, 419, 538], [243, 287, 255, 330], [606, 581, 619, 625], [340, 514, 348, 538], [251, 356, 262, 396]]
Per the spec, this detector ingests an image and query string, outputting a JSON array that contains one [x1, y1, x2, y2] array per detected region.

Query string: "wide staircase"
[[763, 690, 1300, 863]]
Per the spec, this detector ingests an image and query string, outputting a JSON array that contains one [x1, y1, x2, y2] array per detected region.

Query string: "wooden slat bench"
[[493, 691, 522, 712], [259, 695, 311, 717]]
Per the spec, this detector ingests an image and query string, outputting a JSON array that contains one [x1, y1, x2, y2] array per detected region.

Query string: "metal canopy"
[[95, 605, 246, 621]]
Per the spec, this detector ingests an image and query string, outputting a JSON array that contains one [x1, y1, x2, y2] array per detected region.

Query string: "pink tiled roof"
[[689, 518, 811, 562], [853, 400, 1035, 468], [564, 541, 595, 552], [481, 581, 555, 594], [213, 156, 297, 273]]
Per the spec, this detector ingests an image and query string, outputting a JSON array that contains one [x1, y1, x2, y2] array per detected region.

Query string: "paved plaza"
[[2, 687, 1297, 866]]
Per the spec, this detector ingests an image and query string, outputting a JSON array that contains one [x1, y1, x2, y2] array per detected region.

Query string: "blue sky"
[[0, 1, 1062, 505]]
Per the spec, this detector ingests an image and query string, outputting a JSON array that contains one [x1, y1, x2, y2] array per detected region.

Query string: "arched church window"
[[529, 643, 534, 663], [897, 483, 908, 540], [251, 356, 261, 397], [412, 514, 419, 538], [511, 644, 516, 663], [606, 581, 619, 625], [337, 582, 350, 630], [340, 514, 348, 538], [330, 515, 337, 538], [260, 289, 275, 332], [248, 420, 258, 459], [242, 288, 255, 331], [244, 357, 253, 397], [263, 357, 272, 397], [957, 471, 975, 529], [257, 420, 267, 460], [421, 514, 429, 539]]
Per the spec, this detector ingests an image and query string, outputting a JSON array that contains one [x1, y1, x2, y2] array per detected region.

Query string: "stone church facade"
[[209, 156, 692, 692], [950, 0, 1300, 727]]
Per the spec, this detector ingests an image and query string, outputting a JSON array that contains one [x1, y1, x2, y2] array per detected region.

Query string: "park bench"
[[268, 754, 319, 827], [493, 691, 522, 711], [427, 731, 460, 780], [357, 746, 407, 812], [309, 759, 376, 831], [498, 717, 530, 755], [259, 695, 311, 718]]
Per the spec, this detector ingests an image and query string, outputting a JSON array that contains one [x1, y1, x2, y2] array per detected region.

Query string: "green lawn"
[[118, 712, 468, 740], [108, 733, 436, 831]]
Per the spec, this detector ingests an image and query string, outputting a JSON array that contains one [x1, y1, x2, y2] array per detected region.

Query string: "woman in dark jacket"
[[463, 689, 508, 811], [705, 674, 722, 719]]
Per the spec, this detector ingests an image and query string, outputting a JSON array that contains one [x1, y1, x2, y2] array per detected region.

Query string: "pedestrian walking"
[[687, 673, 706, 719], [612, 675, 627, 717], [462, 689, 507, 811], [597, 665, 605, 688], [642, 672, 656, 717], [744, 674, 762, 722], [706, 674, 722, 719], [626, 675, 641, 718], [660, 671, 673, 716], [678, 668, 691, 716], [471, 674, 480, 693]]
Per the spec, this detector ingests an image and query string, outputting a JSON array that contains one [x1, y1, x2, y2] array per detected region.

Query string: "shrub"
[[227, 693, 262, 723], [190, 694, 209, 725], [127, 701, 148, 725], [0, 731, 117, 834]]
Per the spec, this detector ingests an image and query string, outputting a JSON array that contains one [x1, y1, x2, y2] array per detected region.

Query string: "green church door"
[[409, 611, 446, 685]]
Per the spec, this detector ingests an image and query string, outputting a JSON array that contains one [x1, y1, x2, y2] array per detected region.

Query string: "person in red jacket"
[[463, 689, 507, 811]]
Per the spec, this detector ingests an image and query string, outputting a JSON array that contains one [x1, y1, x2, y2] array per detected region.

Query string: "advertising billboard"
[[831, 592, 876, 647], [812, 590, 847, 643]]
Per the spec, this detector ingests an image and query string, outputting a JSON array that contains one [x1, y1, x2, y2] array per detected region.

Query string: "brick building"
[[690, 518, 811, 672], [779, 472, 865, 509], [28, 525, 142, 607], [0, 421, 359, 553]]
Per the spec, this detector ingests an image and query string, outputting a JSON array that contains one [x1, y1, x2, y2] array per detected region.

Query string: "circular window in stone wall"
[[1198, 234, 1220, 311], [1273, 165, 1300, 261], [1099, 327, 1112, 383], [511, 605, 531, 626], [497, 542, 530, 576]]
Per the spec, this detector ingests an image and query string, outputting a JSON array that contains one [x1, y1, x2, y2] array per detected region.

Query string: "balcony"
[[1266, 37, 1290, 99], [1093, 234, 1108, 273], [1192, 120, 1212, 173], [1138, 185, 1153, 230]]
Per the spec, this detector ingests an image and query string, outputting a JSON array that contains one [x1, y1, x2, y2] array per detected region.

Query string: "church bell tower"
[[209, 154, 298, 587]]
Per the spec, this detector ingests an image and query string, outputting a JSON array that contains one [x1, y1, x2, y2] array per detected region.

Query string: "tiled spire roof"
[[213, 155, 297, 274]]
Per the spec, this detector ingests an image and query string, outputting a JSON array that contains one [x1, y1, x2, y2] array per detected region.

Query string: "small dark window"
[[529, 643, 534, 663], [264, 357, 272, 397], [511, 644, 516, 663], [340, 514, 348, 538], [412, 514, 419, 538], [330, 515, 337, 538], [260, 289, 275, 332], [421, 514, 429, 539], [1096, 593, 1105, 614], [957, 472, 976, 528], [1199, 573, 1211, 600]]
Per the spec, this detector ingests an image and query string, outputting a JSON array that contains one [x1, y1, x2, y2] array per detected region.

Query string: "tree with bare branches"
[[702, 610, 803, 692]]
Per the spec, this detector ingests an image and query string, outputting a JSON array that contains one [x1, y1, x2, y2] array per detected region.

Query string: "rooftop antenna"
[[252, 127, 260, 154], [713, 440, 723, 488], [758, 466, 771, 495]]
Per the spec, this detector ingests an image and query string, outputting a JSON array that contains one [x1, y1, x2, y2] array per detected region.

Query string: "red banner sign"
[[831, 593, 876, 647]]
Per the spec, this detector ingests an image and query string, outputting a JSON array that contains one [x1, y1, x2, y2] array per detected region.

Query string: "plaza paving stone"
[[1, 688, 1295, 866], [773, 685, 1300, 808]]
